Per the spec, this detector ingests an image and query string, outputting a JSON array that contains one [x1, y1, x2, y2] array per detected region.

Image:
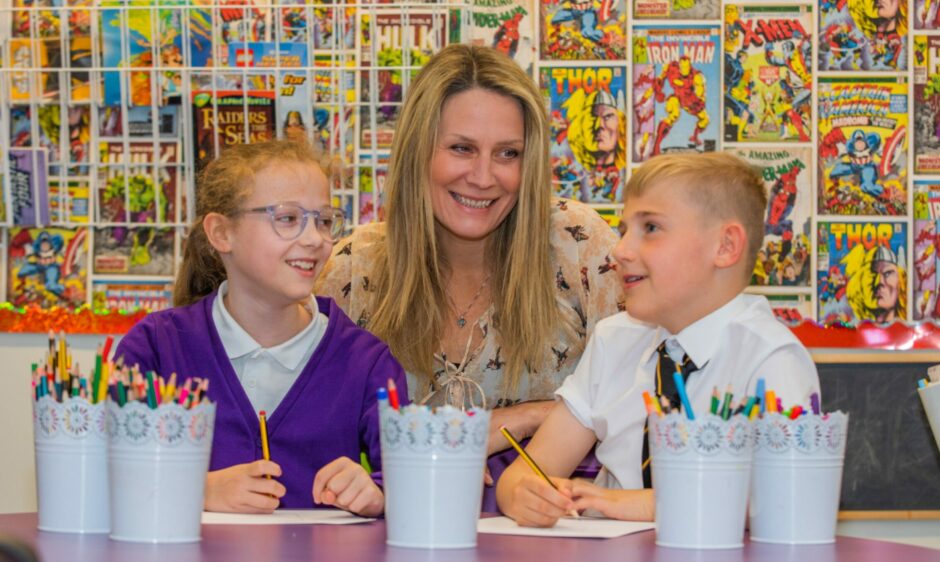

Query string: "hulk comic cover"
[[819, 0, 907, 71], [817, 221, 908, 326], [730, 147, 812, 288], [540, 0, 627, 61], [97, 142, 181, 225], [913, 181, 940, 320], [634, 0, 719, 20], [914, 35, 940, 174], [93, 227, 176, 276], [632, 24, 720, 164], [723, 4, 813, 144], [818, 76, 908, 217], [7, 227, 88, 309], [542, 65, 627, 203]]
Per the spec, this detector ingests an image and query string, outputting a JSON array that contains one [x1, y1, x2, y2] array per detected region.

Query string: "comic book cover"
[[229, 42, 311, 141], [731, 147, 812, 288], [191, 90, 276, 169], [359, 10, 448, 150], [634, 0, 720, 20], [97, 142, 180, 224], [819, 0, 907, 71], [101, 4, 184, 106], [331, 193, 356, 239], [99, 106, 180, 139], [913, 181, 940, 320], [49, 178, 90, 224], [11, 0, 62, 38], [723, 4, 813, 144], [916, 0, 940, 29], [92, 279, 174, 312], [7, 226, 88, 308], [762, 293, 813, 324], [358, 152, 389, 225], [540, 0, 627, 60], [10, 105, 90, 175], [8, 148, 50, 227], [632, 24, 720, 164], [817, 221, 908, 326], [313, 5, 354, 50], [67, 6, 94, 103], [189, 0, 272, 67], [453, 0, 534, 73], [313, 61, 357, 160], [543, 65, 627, 203], [7, 38, 62, 103], [914, 35, 940, 174], [818, 76, 908, 216], [93, 227, 175, 276]]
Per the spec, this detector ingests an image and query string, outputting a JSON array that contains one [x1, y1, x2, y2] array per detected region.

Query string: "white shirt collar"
[[212, 280, 322, 371], [640, 294, 750, 368]]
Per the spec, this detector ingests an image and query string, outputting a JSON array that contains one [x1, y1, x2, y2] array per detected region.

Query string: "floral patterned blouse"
[[315, 199, 624, 408]]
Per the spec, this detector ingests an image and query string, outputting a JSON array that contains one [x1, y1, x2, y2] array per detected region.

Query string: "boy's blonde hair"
[[175, 139, 330, 307], [625, 152, 767, 277]]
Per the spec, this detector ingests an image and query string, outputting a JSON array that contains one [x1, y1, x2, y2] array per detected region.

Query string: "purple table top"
[[1, 512, 937, 562]]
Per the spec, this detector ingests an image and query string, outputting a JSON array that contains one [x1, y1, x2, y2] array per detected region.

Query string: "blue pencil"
[[756, 378, 766, 414], [673, 371, 695, 420]]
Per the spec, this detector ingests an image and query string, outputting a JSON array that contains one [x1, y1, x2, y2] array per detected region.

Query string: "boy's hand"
[[570, 480, 656, 522], [312, 457, 384, 517], [204, 460, 285, 513], [505, 474, 576, 528]]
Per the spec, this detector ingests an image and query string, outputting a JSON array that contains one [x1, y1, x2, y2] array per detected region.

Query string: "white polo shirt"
[[212, 281, 328, 419], [555, 293, 820, 490]]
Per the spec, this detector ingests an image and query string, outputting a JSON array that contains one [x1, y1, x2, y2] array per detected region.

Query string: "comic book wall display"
[[540, 0, 627, 60], [543, 65, 627, 202], [723, 4, 813, 144], [819, 0, 907, 71], [632, 24, 720, 164]]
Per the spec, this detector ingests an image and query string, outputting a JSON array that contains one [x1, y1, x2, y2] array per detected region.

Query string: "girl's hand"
[[570, 480, 655, 521], [504, 474, 576, 528], [312, 457, 384, 517], [204, 460, 285, 513]]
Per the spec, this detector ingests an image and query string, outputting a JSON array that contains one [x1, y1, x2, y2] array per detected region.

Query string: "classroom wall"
[[0, 334, 119, 514]]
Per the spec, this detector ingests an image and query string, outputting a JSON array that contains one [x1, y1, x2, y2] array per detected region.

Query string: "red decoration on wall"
[[0, 304, 148, 335]]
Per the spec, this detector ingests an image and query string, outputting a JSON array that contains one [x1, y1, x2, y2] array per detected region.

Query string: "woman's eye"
[[499, 148, 521, 159], [451, 144, 472, 154]]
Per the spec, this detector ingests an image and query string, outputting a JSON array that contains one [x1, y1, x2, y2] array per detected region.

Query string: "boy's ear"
[[714, 222, 747, 270], [203, 212, 234, 254]]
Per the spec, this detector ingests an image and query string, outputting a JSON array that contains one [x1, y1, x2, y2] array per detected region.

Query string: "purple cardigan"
[[115, 292, 408, 508]]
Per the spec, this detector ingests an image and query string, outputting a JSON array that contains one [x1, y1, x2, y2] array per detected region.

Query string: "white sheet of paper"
[[201, 509, 376, 525], [477, 516, 655, 538]]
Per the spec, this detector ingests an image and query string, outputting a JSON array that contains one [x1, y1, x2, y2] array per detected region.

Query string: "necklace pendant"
[[456, 317, 467, 328]]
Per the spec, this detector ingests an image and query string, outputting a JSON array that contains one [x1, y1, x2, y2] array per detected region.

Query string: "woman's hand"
[[204, 460, 286, 513], [487, 400, 554, 456], [570, 480, 655, 521], [312, 457, 385, 517]]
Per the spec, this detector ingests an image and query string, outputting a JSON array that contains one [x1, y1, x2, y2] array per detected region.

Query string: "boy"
[[495, 152, 820, 527]]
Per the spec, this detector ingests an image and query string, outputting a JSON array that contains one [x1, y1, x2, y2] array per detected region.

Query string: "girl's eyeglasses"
[[235, 204, 346, 242]]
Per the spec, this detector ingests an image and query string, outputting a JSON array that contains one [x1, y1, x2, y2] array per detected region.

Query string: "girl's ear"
[[714, 221, 747, 270], [203, 212, 234, 254]]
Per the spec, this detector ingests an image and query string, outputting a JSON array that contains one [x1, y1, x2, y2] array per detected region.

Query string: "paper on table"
[[477, 516, 655, 539], [202, 509, 376, 525]]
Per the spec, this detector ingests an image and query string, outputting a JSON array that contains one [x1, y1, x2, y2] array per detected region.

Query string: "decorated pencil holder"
[[649, 413, 755, 549], [107, 400, 215, 543], [919, 383, 940, 453], [33, 396, 110, 533], [380, 405, 490, 549], [749, 411, 848, 544]]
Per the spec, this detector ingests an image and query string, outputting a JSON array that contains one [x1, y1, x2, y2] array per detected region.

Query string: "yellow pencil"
[[259, 410, 272, 479], [500, 425, 579, 518]]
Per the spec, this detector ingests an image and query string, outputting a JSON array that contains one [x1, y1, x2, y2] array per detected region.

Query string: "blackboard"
[[819, 362, 940, 511]]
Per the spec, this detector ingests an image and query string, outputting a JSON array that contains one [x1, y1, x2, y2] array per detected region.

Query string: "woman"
[[316, 44, 622, 507]]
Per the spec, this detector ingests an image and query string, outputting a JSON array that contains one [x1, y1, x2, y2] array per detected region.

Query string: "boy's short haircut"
[[625, 152, 767, 276]]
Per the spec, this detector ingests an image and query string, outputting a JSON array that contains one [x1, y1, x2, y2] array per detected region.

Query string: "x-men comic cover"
[[8, 227, 87, 308], [914, 35, 940, 174], [632, 24, 720, 164], [817, 220, 908, 326], [723, 4, 813, 143], [543, 65, 627, 203], [819, 0, 907, 71], [540, 0, 627, 61], [914, 181, 940, 320], [730, 147, 812, 288], [818, 76, 908, 217], [634, 0, 719, 20]]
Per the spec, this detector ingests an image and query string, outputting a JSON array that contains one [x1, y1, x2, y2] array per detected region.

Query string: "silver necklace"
[[446, 274, 491, 329]]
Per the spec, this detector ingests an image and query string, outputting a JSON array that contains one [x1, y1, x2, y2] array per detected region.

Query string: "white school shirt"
[[212, 281, 328, 418], [555, 293, 820, 490]]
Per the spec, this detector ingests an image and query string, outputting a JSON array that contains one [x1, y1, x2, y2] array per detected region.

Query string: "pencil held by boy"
[[495, 152, 821, 527], [114, 140, 408, 517]]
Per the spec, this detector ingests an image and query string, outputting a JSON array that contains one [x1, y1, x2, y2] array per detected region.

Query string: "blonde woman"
[[316, 45, 622, 508]]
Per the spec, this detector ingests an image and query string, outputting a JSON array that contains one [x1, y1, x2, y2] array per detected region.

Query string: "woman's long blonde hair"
[[368, 44, 561, 397]]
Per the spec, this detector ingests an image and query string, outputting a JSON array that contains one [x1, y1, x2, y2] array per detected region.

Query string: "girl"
[[116, 140, 406, 516]]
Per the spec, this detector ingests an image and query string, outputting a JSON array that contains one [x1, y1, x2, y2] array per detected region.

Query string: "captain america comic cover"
[[723, 4, 813, 144], [631, 24, 720, 165], [914, 181, 940, 320], [819, 0, 907, 71], [540, 0, 627, 61], [542, 65, 627, 203], [634, 0, 719, 20], [818, 76, 908, 217], [817, 220, 908, 326], [730, 147, 812, 288], [914, 35, 940, 174]]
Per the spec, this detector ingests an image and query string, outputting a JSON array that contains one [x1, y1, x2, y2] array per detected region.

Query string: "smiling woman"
[[315, 45, 623, 509]]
